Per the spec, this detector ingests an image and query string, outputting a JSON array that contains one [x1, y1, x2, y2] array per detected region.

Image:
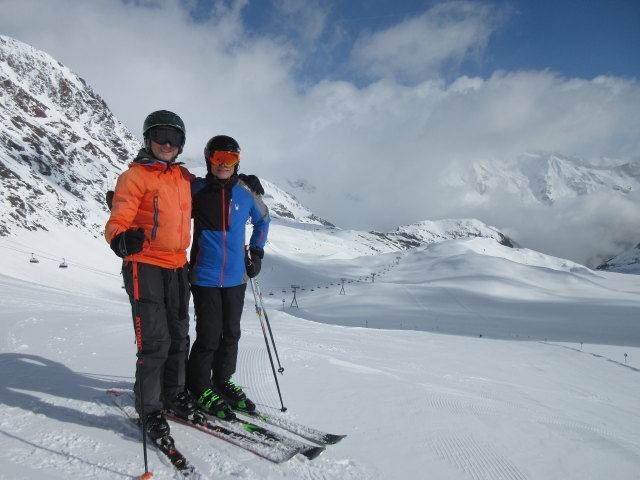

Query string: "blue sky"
[[1, 0, 639, 263], [184, 0, 640, 84]]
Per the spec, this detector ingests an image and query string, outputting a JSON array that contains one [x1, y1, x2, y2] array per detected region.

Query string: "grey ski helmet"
[[143, 110, 186, 153]]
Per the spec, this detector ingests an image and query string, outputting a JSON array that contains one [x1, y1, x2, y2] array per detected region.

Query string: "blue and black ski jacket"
[[190, 174, 270, 287]]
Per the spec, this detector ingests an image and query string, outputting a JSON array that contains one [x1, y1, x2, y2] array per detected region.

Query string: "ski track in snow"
[[431, 435, 529, 480]]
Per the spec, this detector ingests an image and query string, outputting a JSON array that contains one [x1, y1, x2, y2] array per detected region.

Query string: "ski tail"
[[106, 389, 196, 477]]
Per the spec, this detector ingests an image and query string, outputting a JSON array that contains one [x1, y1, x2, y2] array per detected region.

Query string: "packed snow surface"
[[1, 223, 639, 480]]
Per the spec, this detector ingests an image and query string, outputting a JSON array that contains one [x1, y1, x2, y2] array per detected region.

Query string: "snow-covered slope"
[[0, 35, 138, 237], [0, 225, 639, 480]]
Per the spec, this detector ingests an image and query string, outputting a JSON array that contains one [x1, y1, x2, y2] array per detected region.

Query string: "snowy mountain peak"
[[261, 178, 334, 226], [0, 35, 139, 237], [461, 152, 638, 205], [383, 218, 515, 249]]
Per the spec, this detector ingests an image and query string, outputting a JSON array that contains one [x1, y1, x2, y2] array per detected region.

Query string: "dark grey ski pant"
[[122, 261, 190, 415], [187, 283, 246, 395]]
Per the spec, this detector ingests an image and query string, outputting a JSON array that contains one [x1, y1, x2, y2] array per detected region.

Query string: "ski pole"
[[249, 277, 287, 412], [133, 262, 154, 479], [254, 279, 284, 374]]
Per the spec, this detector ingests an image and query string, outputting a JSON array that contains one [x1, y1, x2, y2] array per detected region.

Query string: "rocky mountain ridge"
[[0, 35, 140, 237]]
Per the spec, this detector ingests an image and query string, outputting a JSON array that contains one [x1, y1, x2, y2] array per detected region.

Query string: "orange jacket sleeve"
[[104, 168, 144, 243]]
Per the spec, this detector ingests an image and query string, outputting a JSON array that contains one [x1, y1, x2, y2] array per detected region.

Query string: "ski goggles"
[[209, 150, 240, 167], [148, 127, 184, 148]]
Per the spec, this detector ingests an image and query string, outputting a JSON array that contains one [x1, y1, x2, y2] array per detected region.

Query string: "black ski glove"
[[238, 174, 265, 195], [110, 228, 146, 258], [105, 190, 114, 211], [245, 246, 264, 278]]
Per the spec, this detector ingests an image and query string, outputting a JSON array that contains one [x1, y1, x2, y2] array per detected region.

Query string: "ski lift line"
[[0, 242, 120, 278]]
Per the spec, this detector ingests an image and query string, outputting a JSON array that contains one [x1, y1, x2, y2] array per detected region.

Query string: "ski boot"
[[142, 410, 171, 443], [164, 391, 207, 424], [214, 379, 256, 412], [196, 388, 236, 421]]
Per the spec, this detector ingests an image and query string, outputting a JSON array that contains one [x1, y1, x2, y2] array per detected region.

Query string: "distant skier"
[[187, 135, 270, 419], [104, 110, 198, 443]]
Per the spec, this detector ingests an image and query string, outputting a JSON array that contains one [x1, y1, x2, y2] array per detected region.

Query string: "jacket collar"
[[130, 148, 184, 170], [205, 172, 239, 188]]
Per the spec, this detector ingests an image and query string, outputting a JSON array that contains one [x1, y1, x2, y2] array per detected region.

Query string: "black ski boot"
[[196, 388, 236, 420], [164, 391, 206, 423], [143, 410, 171, 442], [215, 379, 257, 412]]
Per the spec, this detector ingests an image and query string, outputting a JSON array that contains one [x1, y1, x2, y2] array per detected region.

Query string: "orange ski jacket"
[[105, 150, 194, 269]]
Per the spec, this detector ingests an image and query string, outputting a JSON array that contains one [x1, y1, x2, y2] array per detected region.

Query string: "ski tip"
[[302, 445, 326, 460], [322, 434, 347, 445], [139, 472, 154, 480]]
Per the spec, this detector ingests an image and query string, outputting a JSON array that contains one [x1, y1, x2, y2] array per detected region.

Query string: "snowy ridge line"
[[542, 342, 640, 373]]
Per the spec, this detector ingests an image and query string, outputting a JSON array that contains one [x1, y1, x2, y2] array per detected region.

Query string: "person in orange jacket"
[[105, 110, 198, 443]]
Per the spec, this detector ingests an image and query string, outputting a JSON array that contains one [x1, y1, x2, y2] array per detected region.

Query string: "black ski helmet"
[[143, 110, 186, 153], [204, 135, 241, 171]]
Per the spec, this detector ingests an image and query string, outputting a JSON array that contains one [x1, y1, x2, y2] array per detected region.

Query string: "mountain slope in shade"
[[597, 243, 640, 274]]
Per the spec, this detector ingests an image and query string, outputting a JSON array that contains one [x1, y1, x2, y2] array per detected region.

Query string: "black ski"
[[223, 416, 326, 460], [235, 408, 346, 445], [108, 389, 328, 464], [106, 389, 195, 477], [164, 412, 302, 463]]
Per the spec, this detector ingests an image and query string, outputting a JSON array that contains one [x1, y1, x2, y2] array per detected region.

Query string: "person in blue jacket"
[[187, 135, 270, 419]]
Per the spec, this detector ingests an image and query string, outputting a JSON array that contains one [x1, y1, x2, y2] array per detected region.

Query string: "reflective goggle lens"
[[210, 150, 240, 167], [148, 127, 184, 148]]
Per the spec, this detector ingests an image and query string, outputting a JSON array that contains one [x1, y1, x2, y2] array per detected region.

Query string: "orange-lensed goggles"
[[209, 150, 240, 167]]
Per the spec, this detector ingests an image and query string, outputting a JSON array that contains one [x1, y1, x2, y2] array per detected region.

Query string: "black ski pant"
[[122, 261, 190, 416], [187, 283, 246, 396]]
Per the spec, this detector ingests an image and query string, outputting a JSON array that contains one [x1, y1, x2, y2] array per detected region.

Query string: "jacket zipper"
[[220, 188, 227, 286], [175, 170, 184, 254], [152, 195, 159, 240]]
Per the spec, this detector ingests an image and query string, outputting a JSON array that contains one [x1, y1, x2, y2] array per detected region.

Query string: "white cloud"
[[0, 0, 639, 265], [351, 1, 500, 82], [272, 0, 331, 45]]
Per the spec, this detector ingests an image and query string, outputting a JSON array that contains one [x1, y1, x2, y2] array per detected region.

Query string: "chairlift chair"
[[59, 258, 68, 269], [29, 253, 39, 263]]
